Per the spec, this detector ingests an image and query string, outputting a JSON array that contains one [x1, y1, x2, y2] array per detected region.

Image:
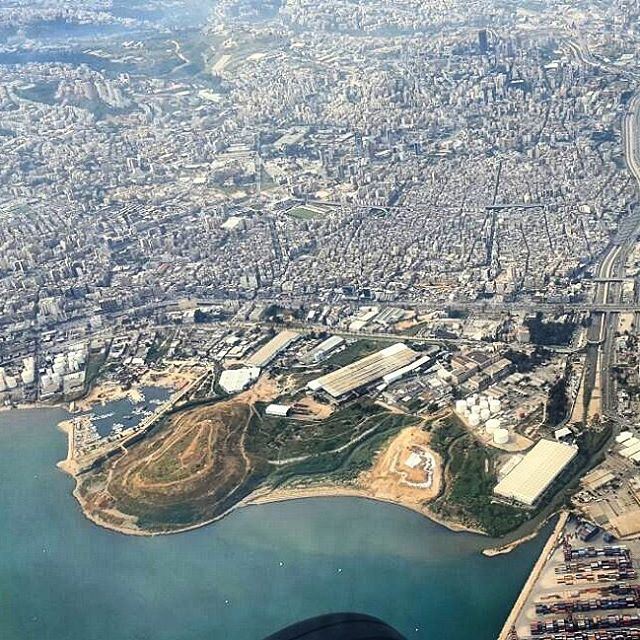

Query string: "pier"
[[498, 512, 570, 640], [63, 371, 209, 475]]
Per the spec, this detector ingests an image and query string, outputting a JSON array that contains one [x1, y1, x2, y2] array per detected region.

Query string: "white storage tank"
[[455, 400, 467, 414], [52, 360, 66, 376], [485, 418, 500, 434], [493, 428, 510, 445], [489, 399, 501, 414], [479, 398, 489, 410], [466, 395, 477, 407], [469, 414, 481, 427], [480, 408, 491, 421]]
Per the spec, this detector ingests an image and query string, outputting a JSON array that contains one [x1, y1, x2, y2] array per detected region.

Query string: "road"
[[581, 91, 640, 420], [69, 369, 210, 475]]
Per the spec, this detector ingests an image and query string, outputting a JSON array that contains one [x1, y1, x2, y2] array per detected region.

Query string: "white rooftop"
[[494, 439, 578, 506]]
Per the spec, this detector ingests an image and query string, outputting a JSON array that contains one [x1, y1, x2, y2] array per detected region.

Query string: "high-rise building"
[[478, 28, 489, 53]]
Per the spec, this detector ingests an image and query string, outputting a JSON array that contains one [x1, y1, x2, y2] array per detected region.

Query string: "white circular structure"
[[480, 408, 491, 421], [469, 414, 481, 427], [485, 418, 501, 433], [493, 428, 510, 445], [455, 400, 467, 414], [489, 399, 501, 414], [466, 395, 477, 407]]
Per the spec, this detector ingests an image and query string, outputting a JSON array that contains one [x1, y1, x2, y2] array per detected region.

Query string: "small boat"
[[93, 412, 114, 421]]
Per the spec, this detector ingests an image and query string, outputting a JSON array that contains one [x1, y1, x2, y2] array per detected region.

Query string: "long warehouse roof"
[[494, 439, 578, 506], [246, 330, 299, 368], [308, 342, 417, 398], [621, 442, 640, 459]]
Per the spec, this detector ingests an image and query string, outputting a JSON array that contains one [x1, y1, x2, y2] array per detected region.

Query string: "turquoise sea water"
[[0, 409, 548, 640]]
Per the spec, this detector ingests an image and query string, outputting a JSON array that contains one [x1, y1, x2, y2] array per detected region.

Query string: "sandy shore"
[[51, 407, 541, 553], [482, 515, 558, 557], [56, 418, 75, 475], [68, 482, 482, 539], [61, 422, 483, 539], [243, 483, 484, 534]]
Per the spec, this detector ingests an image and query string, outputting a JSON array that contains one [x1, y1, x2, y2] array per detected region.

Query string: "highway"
[[581, 90, 640, 420]]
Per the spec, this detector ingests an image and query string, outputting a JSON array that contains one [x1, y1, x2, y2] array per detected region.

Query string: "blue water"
[[80, 386, 171, 437], [0, 408, 548, 640]]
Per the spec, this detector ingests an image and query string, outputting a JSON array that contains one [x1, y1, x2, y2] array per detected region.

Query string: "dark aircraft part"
[[263, 613, 408, 640]]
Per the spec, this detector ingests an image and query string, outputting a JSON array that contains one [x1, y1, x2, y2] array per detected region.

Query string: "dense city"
[[5, 1, 640, 640]]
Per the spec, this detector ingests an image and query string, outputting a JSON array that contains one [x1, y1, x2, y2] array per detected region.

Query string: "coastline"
[[0, 400, 70, 413], [243, 483, 487, 535], [59, 417, 489, 540], [496, 510, 569, 640], [4, 404, 548, 553], [65, 475, 492, 540], [482, 515, 558, 557]]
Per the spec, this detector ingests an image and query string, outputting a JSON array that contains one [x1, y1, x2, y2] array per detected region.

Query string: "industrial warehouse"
[[246, 330, 300, 368], [302, 335, 345, 364], [307, 342, 419, 400], [494, 439, 578, 506]]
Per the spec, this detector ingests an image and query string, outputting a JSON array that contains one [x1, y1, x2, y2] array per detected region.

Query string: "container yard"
[[505, 518, 640, 640]]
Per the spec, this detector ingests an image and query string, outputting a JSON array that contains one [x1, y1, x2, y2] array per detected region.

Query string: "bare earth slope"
[[76, 398, 262, 534]]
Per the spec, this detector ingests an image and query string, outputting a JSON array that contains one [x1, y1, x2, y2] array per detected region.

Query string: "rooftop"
[[308, 342, 417, 398], [494, 439, 578, 506], [246, 330, 300, 368]]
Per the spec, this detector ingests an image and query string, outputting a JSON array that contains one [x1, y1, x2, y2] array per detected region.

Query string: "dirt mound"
[[79, 399, 259, 533]]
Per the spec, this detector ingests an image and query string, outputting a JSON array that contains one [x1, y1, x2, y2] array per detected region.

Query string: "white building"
[[494, 439, 578, 506], [219, 367, 260, 394]]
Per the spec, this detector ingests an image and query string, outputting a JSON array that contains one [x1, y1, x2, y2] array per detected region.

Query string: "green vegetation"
[[288, 205, 323, 220], [431, 434, 530, 537], [81, 389, 419, 534], [547, 376, 570, 426], [427, 416, 466, 455], [84, 399, 258, 533], [83, 343, 110, 389], [429, 411, 613, 539], [573, 423, 613, 477], [504, 347, 549, 373], [266, 411, 417, 486], [404, 321, 430, 336], [248, 400, 383, 460], [324, 338, 395, 369], [146, 333, 174, 364]]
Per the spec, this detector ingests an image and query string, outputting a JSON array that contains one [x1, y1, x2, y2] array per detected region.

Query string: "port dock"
[[499, 514, 640, 640], [62, 371, 209, 475]]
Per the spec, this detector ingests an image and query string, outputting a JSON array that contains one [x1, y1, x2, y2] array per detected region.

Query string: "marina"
[[67, 385, 171, 451]]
